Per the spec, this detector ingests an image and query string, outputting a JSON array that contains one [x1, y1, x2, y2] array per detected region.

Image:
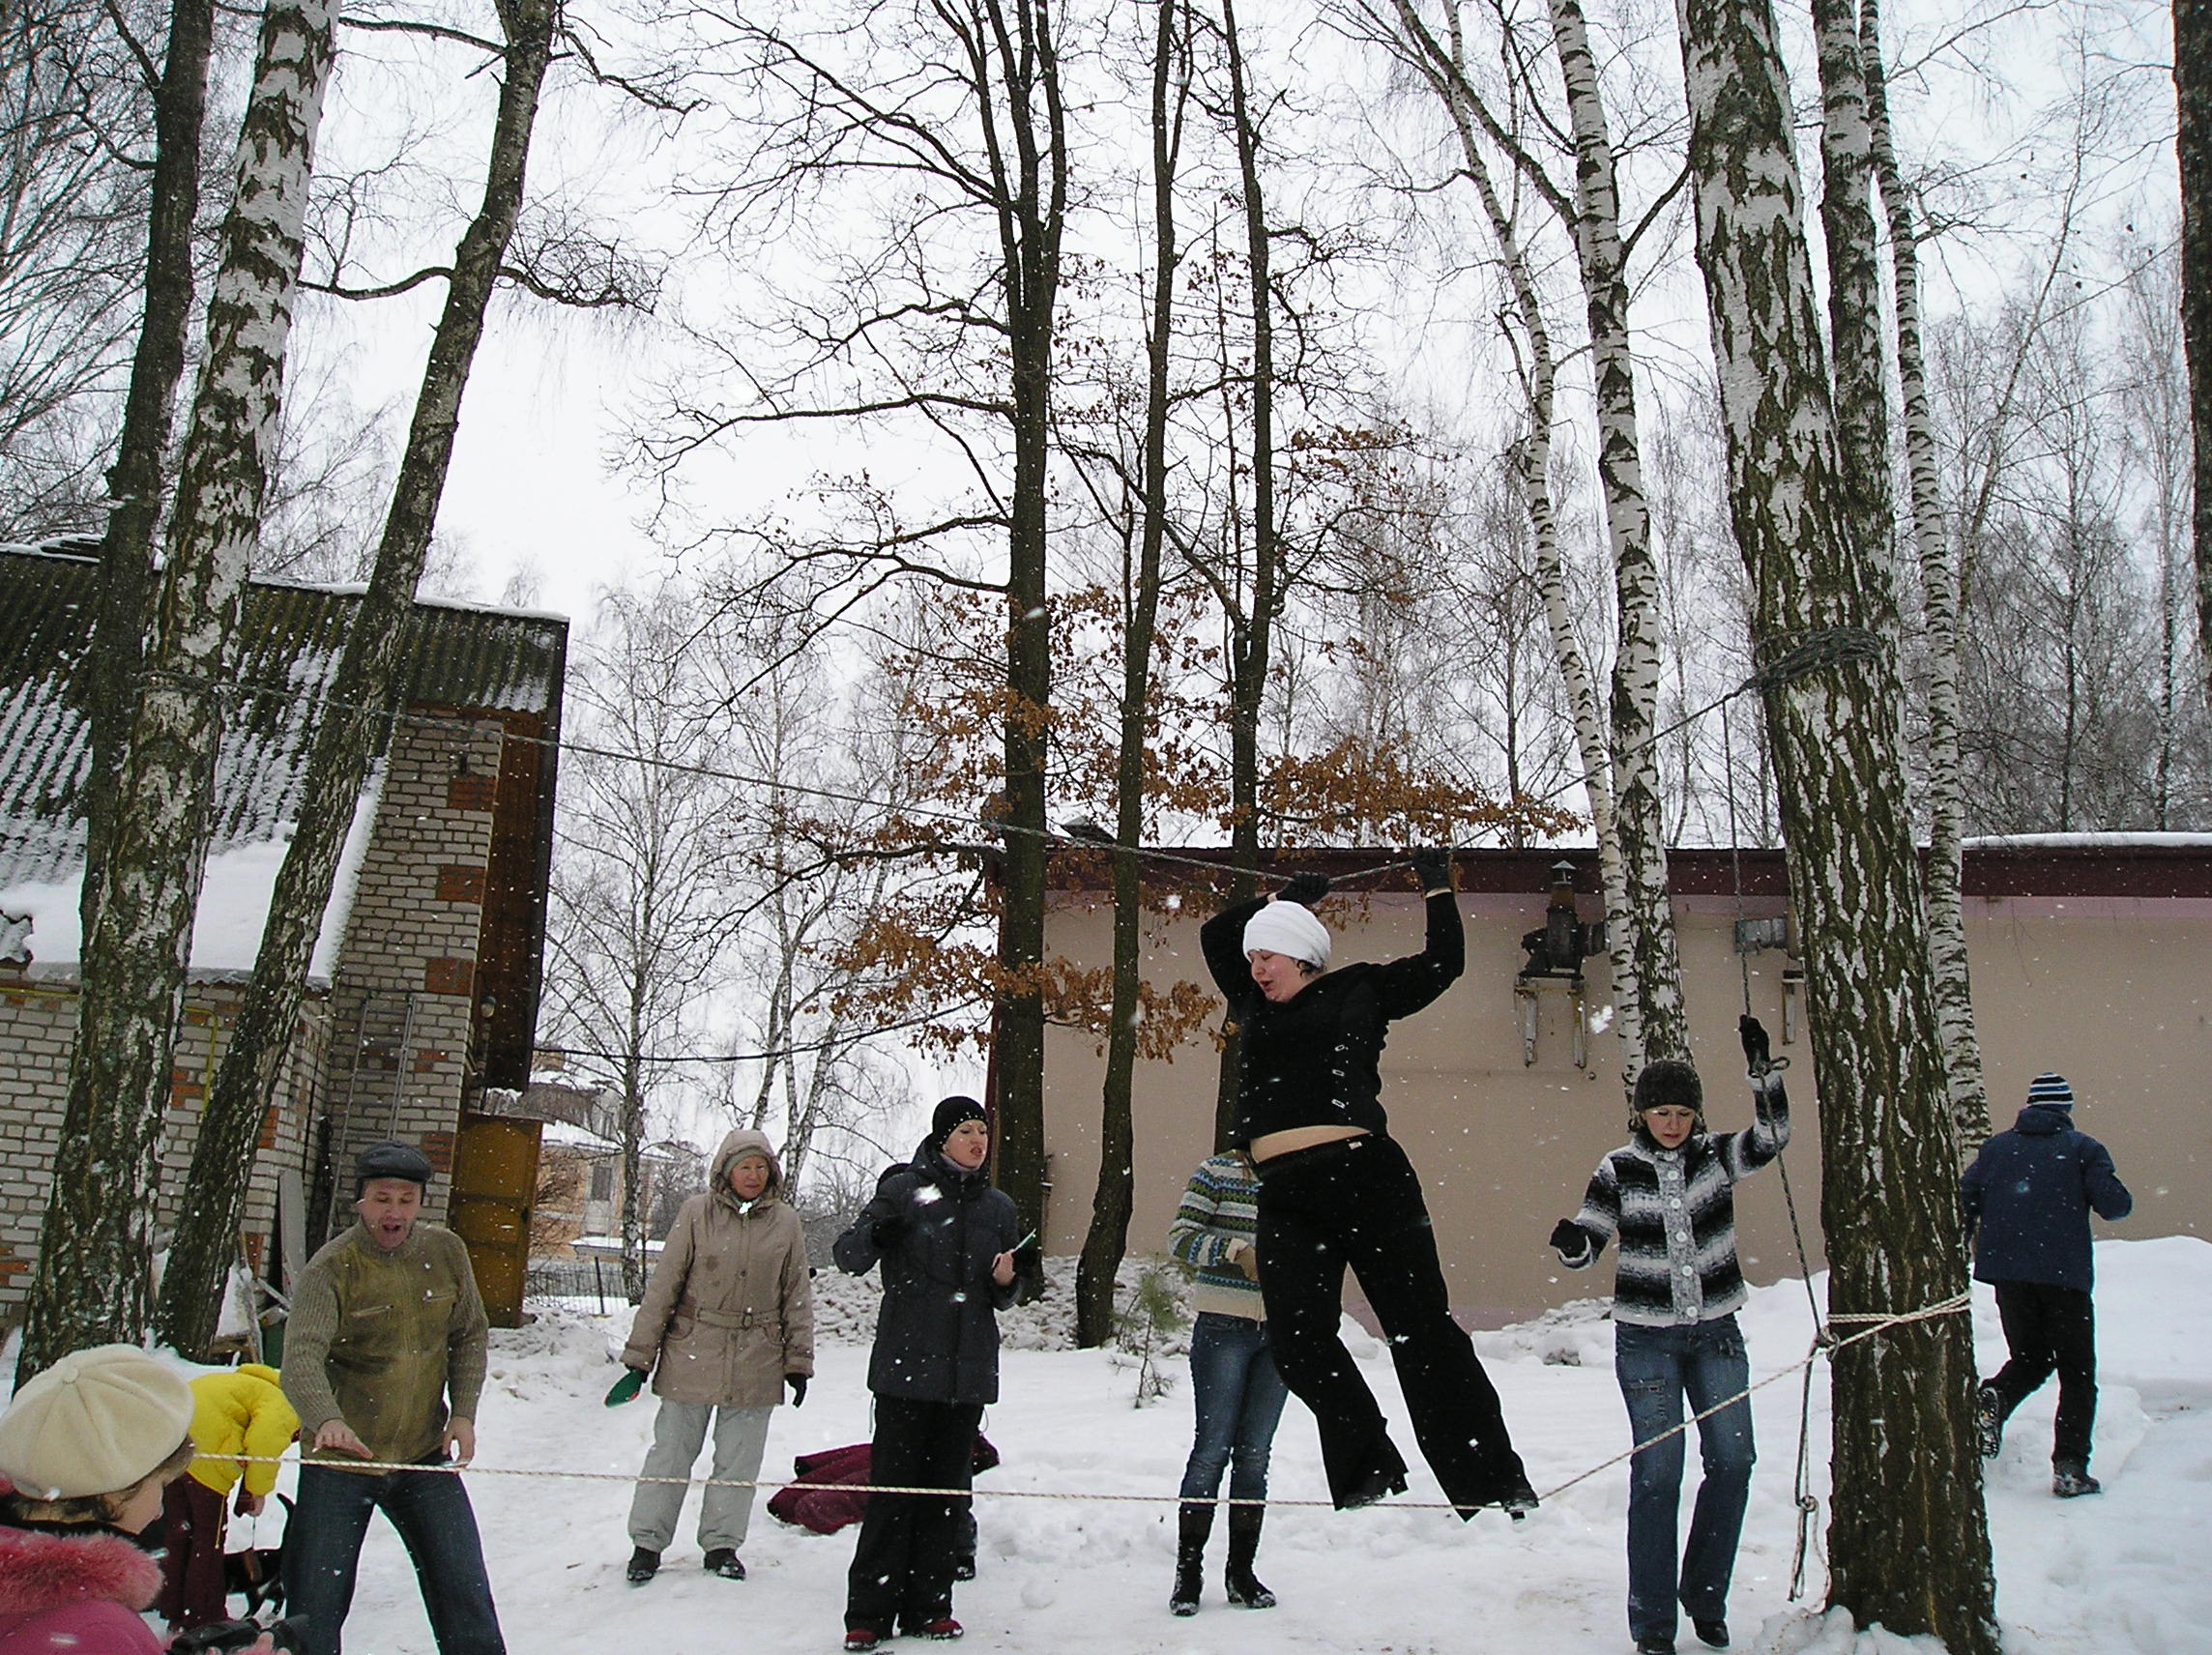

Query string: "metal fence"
[[522, 1257, 636, 1315]]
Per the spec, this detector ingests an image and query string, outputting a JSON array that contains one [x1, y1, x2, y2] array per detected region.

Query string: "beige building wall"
[[1040, 886, 2209, 1327]]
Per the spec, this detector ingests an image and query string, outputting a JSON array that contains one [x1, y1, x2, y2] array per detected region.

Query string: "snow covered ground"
[[196, 1237, 2212, 1653]]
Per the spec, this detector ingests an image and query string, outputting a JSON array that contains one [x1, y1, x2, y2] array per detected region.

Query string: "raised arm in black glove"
[[1410, 847, 1453, 893], [1278, 870, 1331, 908], [1549, 1218, 1597, 1268], [1739, 1013, 1772, 1077]]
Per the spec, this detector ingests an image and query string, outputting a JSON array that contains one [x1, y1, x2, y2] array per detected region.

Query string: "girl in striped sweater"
[[1165, 1150, 1289, 1617], [1550, 1018, 1790, 1655]]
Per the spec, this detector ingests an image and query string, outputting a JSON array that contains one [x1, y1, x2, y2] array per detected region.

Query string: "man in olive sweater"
[[280, 1140, 506, 1655]]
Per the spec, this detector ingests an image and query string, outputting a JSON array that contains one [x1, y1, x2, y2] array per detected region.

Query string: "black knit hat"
[[928, 1095, 989, 1150], [1633, 1060, 1703, 1114], [355, 1138, 435, 1193]]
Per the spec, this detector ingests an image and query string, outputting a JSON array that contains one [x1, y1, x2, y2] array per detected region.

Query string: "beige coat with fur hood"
[[622, 1129, 816, 1408]]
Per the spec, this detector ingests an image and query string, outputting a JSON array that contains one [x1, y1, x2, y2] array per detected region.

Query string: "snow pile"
[[792, 1252, 1199, 1357]]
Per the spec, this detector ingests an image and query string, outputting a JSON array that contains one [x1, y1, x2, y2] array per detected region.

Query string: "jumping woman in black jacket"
[[832, 1096, 1020, 1650], [1200, 855, 1536, 1520]]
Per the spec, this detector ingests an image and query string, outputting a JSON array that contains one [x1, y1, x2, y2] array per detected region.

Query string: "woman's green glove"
[[604, 1367, 647, 1407]]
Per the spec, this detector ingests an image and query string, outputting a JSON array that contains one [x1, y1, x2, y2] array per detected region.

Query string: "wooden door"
[[450, 1113, 540, 1327]]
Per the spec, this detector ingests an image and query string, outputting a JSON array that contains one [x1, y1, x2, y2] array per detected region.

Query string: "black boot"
[[1223, 1504, 1275, 1610], [1170, 1502, 1212, 1615]]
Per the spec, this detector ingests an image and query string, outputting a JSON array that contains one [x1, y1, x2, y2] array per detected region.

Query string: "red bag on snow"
[[766, 1436, 1001, 1535]]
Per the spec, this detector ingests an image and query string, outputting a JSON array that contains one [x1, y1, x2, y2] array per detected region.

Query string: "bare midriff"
[[1249, 1123, 1370, 1164]]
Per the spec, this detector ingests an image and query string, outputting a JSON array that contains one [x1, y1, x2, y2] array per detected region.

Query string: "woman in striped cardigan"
[[1550, 1018, 1790, 1655], [1165, 1150, 1290, 1617]]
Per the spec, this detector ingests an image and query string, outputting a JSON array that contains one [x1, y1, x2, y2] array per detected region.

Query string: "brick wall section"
[[317, 715, 506, 1232], [0, 974, 325, 1319]]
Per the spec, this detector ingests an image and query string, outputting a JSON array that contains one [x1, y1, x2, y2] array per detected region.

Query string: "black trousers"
[[1986, 1280, 2098, 1466], [845, 1396, 982, 1634], [1256, 1134, 1528, 1515]]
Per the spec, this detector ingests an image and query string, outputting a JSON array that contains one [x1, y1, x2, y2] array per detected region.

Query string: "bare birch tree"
[[2174, 0, 2212, 690], [1856, 0, 1987, 1149], [1379, 0, 1640, 1065], [1368, 0, 1689, 1077], [1675, 0, 1994, 1640], [544, 583, 744, 1298], [18, 0, 336, 1379], [77, 0, 216, 943], [155, 0, 565, 1357]]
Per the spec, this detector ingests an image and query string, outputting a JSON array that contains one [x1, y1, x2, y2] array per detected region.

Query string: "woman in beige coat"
[[620, 1128, 815, 1584]]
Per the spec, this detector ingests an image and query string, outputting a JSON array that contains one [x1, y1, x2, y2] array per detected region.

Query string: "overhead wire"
[[120, 623, 1879, 1071]]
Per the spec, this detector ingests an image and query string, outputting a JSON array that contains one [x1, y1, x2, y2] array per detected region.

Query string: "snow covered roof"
[[0, 541, 566, 887], [0, 540, 568, 973]]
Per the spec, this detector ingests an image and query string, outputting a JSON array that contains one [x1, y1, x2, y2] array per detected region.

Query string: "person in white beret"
[[1199, 855, 1537, 1523], [0, 1344, 200, 1655]]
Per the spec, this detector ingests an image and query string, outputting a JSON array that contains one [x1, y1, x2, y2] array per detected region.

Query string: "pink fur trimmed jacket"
[[0, 1517, 166, 1655]]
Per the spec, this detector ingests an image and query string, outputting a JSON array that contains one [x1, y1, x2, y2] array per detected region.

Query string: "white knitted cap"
[[1242, 901, 1331, 971], [0, 1344, 193, 1499]]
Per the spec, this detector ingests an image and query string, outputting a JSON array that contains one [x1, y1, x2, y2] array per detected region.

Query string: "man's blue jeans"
[[284, 1462, 506, 1655], [1615, 1315, 1756, 1642], [1179, 1312, 1290, 1504]]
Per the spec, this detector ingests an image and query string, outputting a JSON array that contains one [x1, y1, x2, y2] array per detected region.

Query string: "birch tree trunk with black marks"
[[1377, 0, 1679, 1078], [154, 0, 560, 1358], [1392, 7, 1639, 1066], [1547, 0, 1685, 1070], [1859, 0, 1988, 1150], [81, 0, 217, 932], [1676, 0, 1995, 1643], [17, 0, 335, 1379], [1075, 0, 1188, 1350], [2178, 0, 2212, 688]]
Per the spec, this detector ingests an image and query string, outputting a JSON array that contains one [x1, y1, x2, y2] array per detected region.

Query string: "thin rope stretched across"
[[205, 1289, 1967, 1512]]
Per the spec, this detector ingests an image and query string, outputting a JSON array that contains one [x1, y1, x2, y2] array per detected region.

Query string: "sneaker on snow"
[[1975, 1387, 2003, 1460], [626, 1547, 660, 1584], [2052, 1463, 2102, 1498], [908, 1617, 964, 1640], [703, 1548, 747, 1580], [842, 1627, 883, 1652], [1691, 1616, 1729, 1647]]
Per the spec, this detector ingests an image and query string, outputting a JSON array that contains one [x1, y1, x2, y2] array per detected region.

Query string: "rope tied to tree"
[[1748, 625, 1885, 690]]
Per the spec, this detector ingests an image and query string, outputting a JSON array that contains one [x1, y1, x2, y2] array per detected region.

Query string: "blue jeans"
[[284, 1462, 506, 1655], [1615, 1315, 1756, 1642], [1179, 1313, 1290, 1504]]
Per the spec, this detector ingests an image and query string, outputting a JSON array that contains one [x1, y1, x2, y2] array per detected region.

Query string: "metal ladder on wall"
[[313, 990, 419, 1241]]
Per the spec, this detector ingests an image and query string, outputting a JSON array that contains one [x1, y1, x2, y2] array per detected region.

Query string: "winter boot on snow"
[[703, 1548, 747, 1580], [1690, 1616, 1730, 1648], [1170, 1501, 1212, 1615], [1223, 1504, 1275, 1610], [2052, 1461, 2102, 1498], [1975, 1386, 2003, 1460], [626, 1547, 660, 1584]]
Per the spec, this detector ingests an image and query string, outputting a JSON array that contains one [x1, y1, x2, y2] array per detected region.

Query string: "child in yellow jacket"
[[160, 1363, 300, 1633]]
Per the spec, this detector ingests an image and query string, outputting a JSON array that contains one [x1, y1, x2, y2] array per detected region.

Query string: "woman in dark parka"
[[831, 1097, 1020, 1651]]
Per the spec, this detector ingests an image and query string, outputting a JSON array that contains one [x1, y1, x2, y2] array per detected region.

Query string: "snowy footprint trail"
[[318, 1238, 2209, 1655]]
